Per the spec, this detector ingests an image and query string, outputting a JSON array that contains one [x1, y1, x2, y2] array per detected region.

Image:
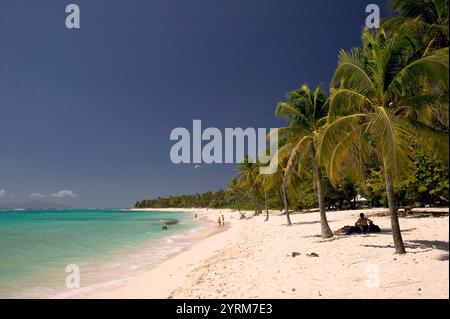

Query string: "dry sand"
[[107, 207, 449, 299]]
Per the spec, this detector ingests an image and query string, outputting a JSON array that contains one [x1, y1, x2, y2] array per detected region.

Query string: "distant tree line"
[[135, 191, 236, 209], [135, 148, 448, 211]]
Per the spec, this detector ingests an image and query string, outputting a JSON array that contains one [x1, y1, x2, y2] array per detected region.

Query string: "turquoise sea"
[[0, 209, 202, 298]]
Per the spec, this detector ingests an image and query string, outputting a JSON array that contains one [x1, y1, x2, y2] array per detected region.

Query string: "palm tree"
[[228, 177, 244, 218], [318, 23, 449, 254], [386, 0, 449, 51], [258, 150, 292, 224], [235, 157, 264, 216], [257, 173, 271, 222], [276, 84, 334, 238], [280, 174, 291, 225]]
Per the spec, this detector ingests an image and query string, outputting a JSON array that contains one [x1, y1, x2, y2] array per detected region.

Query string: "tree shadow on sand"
[[304, 227, 417, 241], [375, 227, 416, 235], [408, 240, 449, 251], [437, 254, 449, 261], [361, 240, 449, 259], [290, 221, 321, 226]]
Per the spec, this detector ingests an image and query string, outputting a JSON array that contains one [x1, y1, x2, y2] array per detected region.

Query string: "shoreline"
[[1, 209, 221, 299], [1, 208, 224, 299], [106, 208, 236, 298], [106, 207, 449, 299], [82, 209, 226, 299]]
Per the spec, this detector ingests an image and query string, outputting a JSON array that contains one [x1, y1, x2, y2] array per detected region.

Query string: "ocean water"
[[0, 209, 203, 298]]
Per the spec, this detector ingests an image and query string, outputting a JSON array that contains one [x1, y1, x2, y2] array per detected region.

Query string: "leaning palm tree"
[[257, 173, 272, 222], [256, 150, 272, 222], [318, 22, 449, 254], [258, 147, 292, 224], [276, 84, 334, 238], [235, 157, 264, 216], [228, 177, 244, 217]]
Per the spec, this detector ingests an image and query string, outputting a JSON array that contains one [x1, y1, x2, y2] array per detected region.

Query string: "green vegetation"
[[136, 0, 449, 254], [134, 190, 238, 209]]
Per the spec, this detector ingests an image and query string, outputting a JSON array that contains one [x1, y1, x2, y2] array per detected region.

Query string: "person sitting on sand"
[[355, 213, 373, 233], [334, 214, 380, 236]]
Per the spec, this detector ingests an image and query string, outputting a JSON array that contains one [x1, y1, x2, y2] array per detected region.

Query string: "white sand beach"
[[107, 207, 449, 299]]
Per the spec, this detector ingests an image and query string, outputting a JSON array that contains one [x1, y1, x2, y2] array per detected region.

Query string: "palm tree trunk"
[[282, 180, 291, 226], [264, 192, 269, 222], [236, 197, 245, 219], [254, 191, 261, 216], [384, 166, 406, 254], [235, 198, 241, 213], [310, 148, 333, 238], [278, 188, 284, 211]]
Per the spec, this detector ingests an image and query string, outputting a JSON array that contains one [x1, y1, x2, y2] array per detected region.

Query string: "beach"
[[107, 207, 449, 299]]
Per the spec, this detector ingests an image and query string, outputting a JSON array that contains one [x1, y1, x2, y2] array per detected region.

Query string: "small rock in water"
[[307, 253, 319, 257], [291, 252, 301, 257], [161, 219, 178, 225], [418, 288, 422, 291], [292, 288, 296, 292]]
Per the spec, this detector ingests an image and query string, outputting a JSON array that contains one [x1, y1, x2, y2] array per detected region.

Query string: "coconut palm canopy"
[[387, 0, 449, 50], [317, 20, 448, 253], [319, 23, 448, 186]]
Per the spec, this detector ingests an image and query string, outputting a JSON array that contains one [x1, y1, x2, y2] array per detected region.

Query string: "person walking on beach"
[[217, 216, 222, 227], [221, 214, 225, 227]]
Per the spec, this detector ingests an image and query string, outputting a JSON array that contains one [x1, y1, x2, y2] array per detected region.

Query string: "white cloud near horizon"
[[30, 190, 78, 199]]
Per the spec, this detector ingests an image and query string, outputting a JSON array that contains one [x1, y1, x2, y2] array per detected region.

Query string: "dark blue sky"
[[0, 0, 388, 208]]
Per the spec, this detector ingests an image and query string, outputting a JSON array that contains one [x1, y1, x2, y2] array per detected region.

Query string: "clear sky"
[[0, 0, 388, 208]]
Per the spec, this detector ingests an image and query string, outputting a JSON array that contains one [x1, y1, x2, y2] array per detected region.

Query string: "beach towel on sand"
[[335, 224, 381, 235]]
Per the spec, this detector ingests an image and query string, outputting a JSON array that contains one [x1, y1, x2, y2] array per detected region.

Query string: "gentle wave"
[[0, 209, 203, 298]]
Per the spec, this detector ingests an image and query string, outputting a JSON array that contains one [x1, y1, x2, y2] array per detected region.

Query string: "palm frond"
[[328, 88, 372, 118], [317, 114, 368, 165], [388, 47, 449, 98], [332, 49, 376, 96], [284, 136, 312, 183], [275, 102, 302, 122]]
